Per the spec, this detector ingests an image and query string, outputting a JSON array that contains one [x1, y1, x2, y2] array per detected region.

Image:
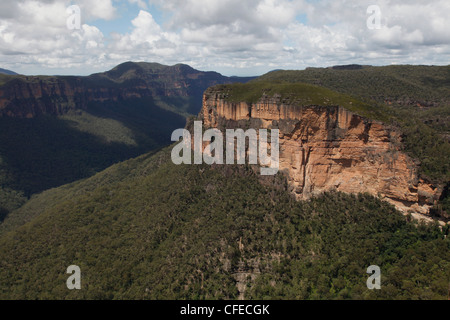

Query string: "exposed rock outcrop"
[[0, 76, 161, 118], [200, 87, 443, 222]]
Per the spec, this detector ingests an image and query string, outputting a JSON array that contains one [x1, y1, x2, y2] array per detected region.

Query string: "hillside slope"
[[258, 65, 450, 109], [0, 62, 255, 118], [0, 62, 254, 219], [0, 147, 449, 300], [0, 68, 17, 76]]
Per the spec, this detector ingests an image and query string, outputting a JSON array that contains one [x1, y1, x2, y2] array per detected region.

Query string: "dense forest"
[[0, 65, 449, 300], [0, 62, 252, 222], [0, 148, 448, 299], [0, 101, 186, 219]]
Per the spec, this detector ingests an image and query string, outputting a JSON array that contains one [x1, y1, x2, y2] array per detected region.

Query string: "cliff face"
[[200, 88, 441, 219], [0, 76, 167, 118], [0, 77, 85, 117]]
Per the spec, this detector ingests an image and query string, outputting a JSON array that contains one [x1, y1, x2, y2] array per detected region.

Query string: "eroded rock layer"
[[200, 88, 441, 219]]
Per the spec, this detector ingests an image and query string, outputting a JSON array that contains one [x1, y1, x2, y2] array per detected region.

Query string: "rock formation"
[[200, 87, 443, 222], [0, 62, 255, 118]]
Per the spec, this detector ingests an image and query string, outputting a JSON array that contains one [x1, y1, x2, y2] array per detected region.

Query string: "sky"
[[0, 0, 449, 76]]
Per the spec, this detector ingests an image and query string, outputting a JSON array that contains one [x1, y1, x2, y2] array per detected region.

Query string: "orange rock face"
[[200, 89, 441, 217]]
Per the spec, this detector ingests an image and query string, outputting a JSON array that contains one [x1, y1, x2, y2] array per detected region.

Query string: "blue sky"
[[0, 0, 449, 76], [92, 2, 164, 39]]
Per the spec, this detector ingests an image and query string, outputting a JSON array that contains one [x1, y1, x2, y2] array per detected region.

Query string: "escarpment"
[[0, 76, 162, 118], [200, 87, 443, 221], [0, 76, 202, 118], [0, 62, 254, 118]]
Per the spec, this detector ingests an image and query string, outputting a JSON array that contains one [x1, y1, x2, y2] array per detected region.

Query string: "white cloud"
[[0, 0, 449, 76], [0, 0, 109, 73], [109, 10, 179, 62], [113, 0, 450, 73], [76, 0, 117, 21]]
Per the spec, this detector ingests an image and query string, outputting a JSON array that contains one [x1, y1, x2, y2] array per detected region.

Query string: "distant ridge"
[[0, 68, 17, 75], [0, 61, 255, 212], [329, 64, 368, 70], [0, 61, 256, 118]]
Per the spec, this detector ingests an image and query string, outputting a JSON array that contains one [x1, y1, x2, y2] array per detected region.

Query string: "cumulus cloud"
[[108, 0, 450, 72], [0, 0, 113, 73], [0, 0, 449, 75]]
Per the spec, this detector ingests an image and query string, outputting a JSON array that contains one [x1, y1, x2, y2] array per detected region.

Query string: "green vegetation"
[[0, 100, 186, 219], [0, 61, 253, 219], [215, 81, 391, 122], [60, 111, 138, 146], [398, 114, 450, 183], [0, 74, 14, 86], [257, 65, 450, 106], [232, 65, 449, 208], [0, 64, 449, 300], [0, 148, 448, 300], [0, 187, 26, 223]]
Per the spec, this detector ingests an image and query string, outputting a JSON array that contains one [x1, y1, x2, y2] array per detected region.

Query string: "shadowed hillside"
[[0, 62, 254, 219]]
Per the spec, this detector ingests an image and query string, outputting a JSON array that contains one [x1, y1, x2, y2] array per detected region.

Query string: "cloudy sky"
[[0, 0, 449, 76]]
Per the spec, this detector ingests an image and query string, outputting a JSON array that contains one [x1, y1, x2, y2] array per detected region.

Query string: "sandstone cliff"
[[0, 75, 163, 118], [200, 87, 443, 222]]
